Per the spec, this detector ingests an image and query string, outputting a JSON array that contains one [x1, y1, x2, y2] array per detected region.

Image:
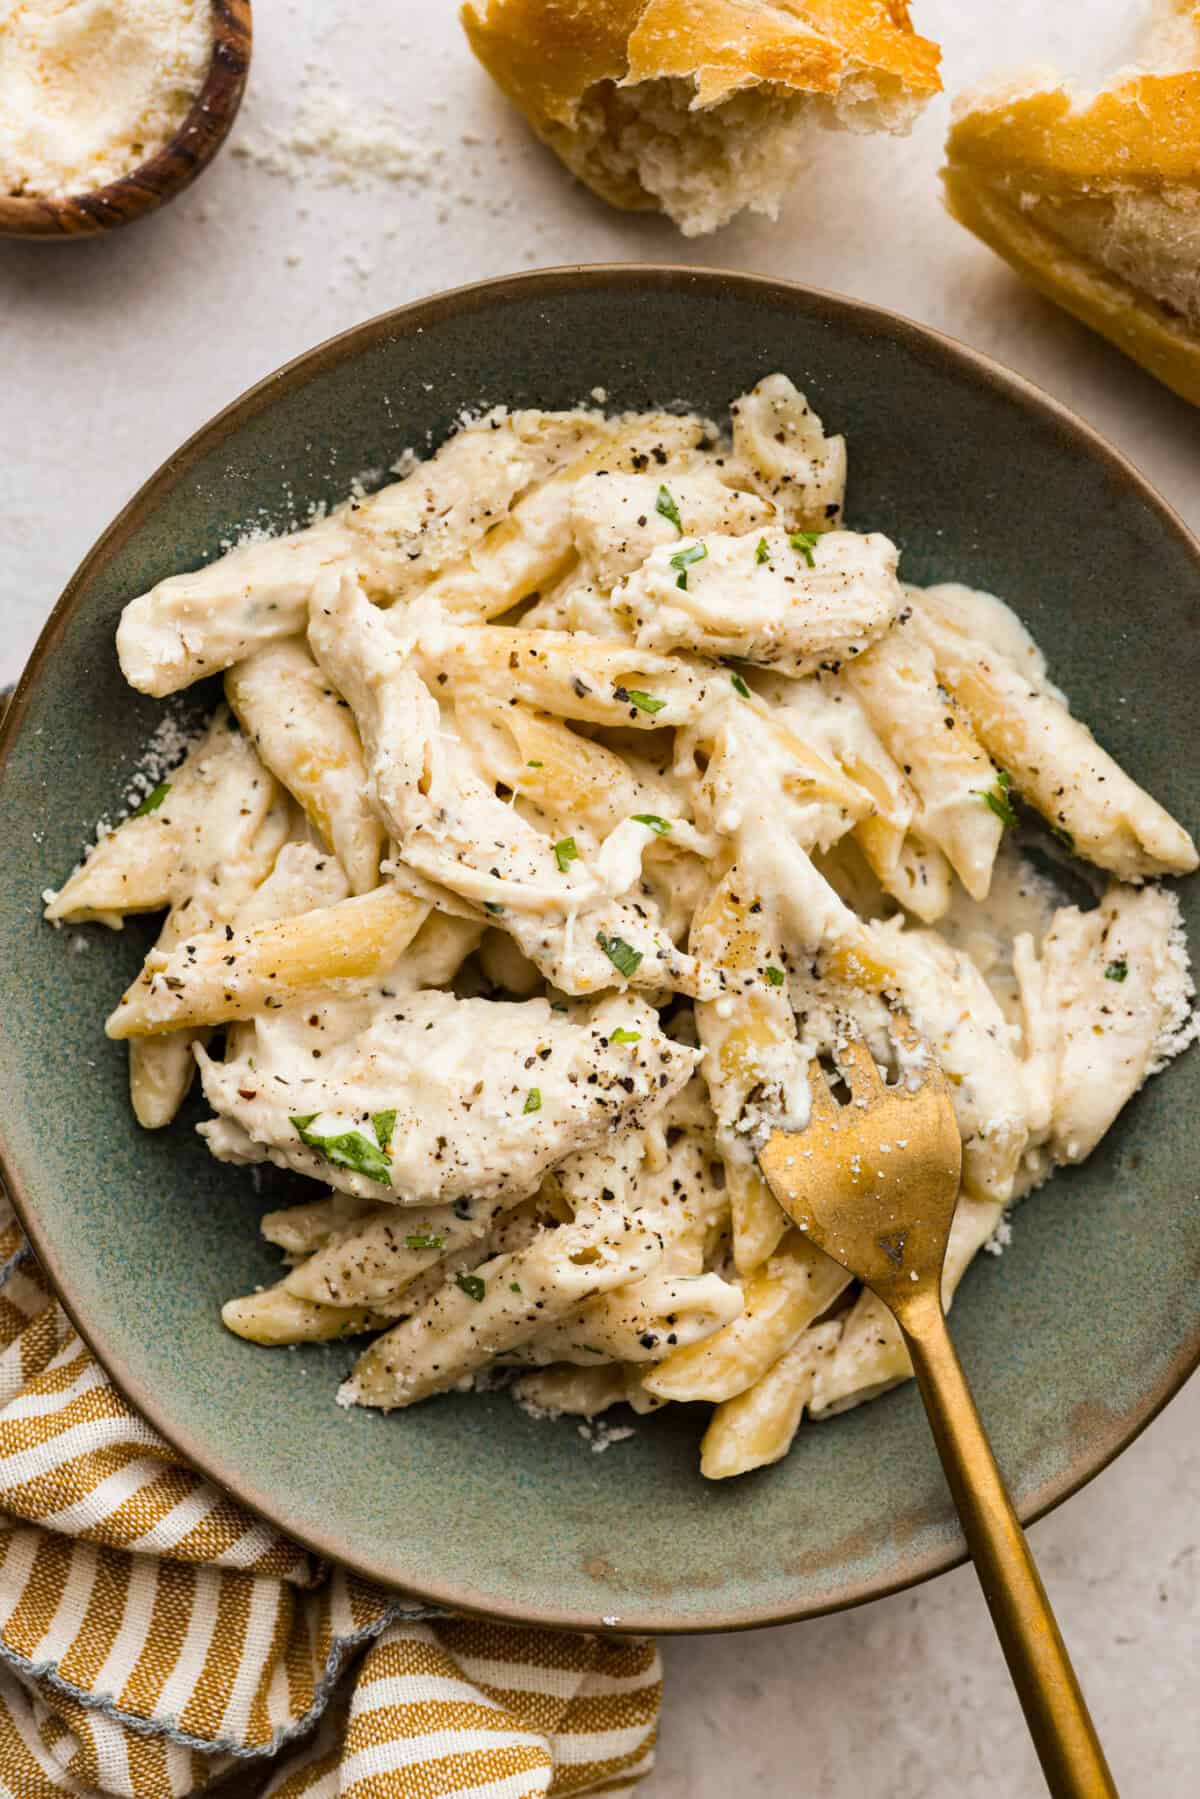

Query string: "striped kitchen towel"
[[0, 1195, 661, 1799]]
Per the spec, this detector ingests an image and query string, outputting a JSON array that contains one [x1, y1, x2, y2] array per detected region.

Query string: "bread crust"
[[463, 0, 941, 210], [943, 163, 1200, 410], [944, 8, 1200, 406], [948, 67, 1200, 188]]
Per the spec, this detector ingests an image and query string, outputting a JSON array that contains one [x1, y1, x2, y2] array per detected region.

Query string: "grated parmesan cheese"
[[0, 0, 212, 198], [42, 704, 203, 910], [576, 1419, 636, 1454], [232, 76, 437, 190]]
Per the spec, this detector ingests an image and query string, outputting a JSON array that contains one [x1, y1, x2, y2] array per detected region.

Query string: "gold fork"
[[758, 1018, 1118, 1799]]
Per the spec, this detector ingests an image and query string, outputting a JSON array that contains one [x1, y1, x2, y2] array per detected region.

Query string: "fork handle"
[[901, 1302, 1118, 1798]]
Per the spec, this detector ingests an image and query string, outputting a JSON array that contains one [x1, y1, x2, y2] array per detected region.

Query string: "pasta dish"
[[45, 376, 1198, 1479]]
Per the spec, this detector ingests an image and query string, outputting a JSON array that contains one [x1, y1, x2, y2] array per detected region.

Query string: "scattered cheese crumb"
[[232, 78, 437, 191], [983, 1214, 1013, 1257], [577, 1419, 636, 1454]]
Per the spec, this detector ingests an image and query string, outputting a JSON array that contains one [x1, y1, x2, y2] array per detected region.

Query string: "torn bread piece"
[[463, 0, 941, 235], [943, 2, 1200, 406]]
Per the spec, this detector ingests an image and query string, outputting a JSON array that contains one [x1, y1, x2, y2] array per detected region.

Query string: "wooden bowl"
[[0, 0, 252, 239]]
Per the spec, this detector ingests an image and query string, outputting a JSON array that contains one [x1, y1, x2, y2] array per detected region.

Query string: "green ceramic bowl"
[[1, 267, 1198, 1633]]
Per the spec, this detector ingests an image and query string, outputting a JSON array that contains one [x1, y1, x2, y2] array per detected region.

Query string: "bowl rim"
[[0, 0, 252, 239], [2, 262, 1199, 1633]]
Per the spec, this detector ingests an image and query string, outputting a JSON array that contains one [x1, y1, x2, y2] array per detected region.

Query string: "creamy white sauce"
[[59, 373, 1197, 1460]]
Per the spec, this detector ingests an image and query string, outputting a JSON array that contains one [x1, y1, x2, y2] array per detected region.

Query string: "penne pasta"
[[700, 1321, 842, 1479], [861, 829, 954, 925], [54, 376, 1196, 1477], [871, 916, 1030, 1203], [418, 415, 713, 619], [198, 991, 698, 1206], [282, 1198, 502, 1310], [130, 833, 341, 1130], [343, 1215, 663, 1409], [1016, 882, 1196, 1165], [571, 465, 773, 590], [222, 1284, 394, 1345], [643, 1233, 848, 1403], [226, 638, 385, 894], [116, 418, 553, 696], [512, 1269, 743, 1365], [260, 1191, 376, 1260], [90, 714, 294, 1123], [847, 623, 1004, 900], [728, 375, 846, 529], [45, 708, 283, 928], [310, 570, 714, 996], [126, 897, 215, 1130], [107, 885, 429, 1038], [692, 700, 872, 858], [690, 867, 800, 1271], [451, 697, 644, 838], [512, 1364, 628, 1418], [614, 527, 904, 675], [417, 618, 714, 730], [913, 588, 1197, 880]]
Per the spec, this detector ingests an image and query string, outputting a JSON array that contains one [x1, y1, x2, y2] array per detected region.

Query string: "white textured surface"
[[1, 2, 1196, 1792]]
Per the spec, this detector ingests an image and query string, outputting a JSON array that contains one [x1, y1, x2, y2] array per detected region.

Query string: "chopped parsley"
[[755, 537, 770, 565], [978, 769, 1018, 828], [655, 484, 683, 534], [626, 689, 666, 715], [484, 901, 504, 916], [596, 932, 643, 978], [456, 1272, 486, 1302], [1052, 824, 1075, 851], [730, 671, 751, 700], [669, 541, 707, 590], [765, 966, 786, 987], [371, 1110, 397, 1155], [632, 813, 671, 834], [523, 1087, 542, 1114], [526, 759, 543, 768], [554, 835, 579, 872], [405, 1232, 444, 1252], [510, 1280, 522, 1294], [789, 530, 822, 567], [1105, 958, 1129, 982], [130, 780, 171, 819], [290, 1115, 392, 1184], [609, 1027, 642, 1045]]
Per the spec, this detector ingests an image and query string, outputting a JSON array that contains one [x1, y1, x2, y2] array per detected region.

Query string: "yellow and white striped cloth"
[[0, 1195, 660, 1799]]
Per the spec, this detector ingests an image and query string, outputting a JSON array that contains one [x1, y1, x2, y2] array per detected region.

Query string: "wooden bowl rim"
[[0, 0, 252, 239]]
